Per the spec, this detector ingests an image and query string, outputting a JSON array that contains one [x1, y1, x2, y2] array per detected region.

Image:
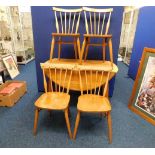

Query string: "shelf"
[[17, 56, 34, 65]]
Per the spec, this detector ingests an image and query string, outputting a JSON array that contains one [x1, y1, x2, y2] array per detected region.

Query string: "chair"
[[50, 7, 82, 60], [33, 64, 74, 139], [80, 7, 113, 65], [73, 66, 112, 143]]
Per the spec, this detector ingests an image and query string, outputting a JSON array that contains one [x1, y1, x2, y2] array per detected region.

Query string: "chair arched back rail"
[[50, 7, 82, 60], [80, 7, 113, 65]]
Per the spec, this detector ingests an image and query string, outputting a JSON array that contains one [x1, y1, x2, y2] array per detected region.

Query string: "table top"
[[41, 59, 118, 91], [41, 58, 118, 72]]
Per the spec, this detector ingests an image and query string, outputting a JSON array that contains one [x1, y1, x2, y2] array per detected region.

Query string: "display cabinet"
[[0, 7, 17, 62], [9, 6, 35, 64]]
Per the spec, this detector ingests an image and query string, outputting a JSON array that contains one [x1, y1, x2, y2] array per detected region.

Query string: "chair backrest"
[[78, 65, 111, 96], [42, 64, 74, 94], [83, 7, 113, 35], [53, 7, 82, 34]]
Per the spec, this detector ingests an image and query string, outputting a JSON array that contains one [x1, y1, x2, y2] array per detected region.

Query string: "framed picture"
[[128, 47, 155, 125], [3, 55, 19, 79]]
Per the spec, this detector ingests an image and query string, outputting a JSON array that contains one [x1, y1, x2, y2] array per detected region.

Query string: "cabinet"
[[0, 6, 35, 65], [9, 6, 35, 64]]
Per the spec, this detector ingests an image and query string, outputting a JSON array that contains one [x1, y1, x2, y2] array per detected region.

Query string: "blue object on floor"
[[0, 60, 155, 147]]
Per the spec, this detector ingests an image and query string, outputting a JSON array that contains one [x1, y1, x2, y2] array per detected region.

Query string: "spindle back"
[[42, 64, 74, 94], [53, 7, 82, 34], [83, 7, 113, 35], [78, 65, 111, 96]]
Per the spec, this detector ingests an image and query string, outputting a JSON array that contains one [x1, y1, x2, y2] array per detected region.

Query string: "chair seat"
[[35, 92, 70, 110], [77, 94, 111, 112], [84, 34, 112, 38], [52, 33, 80, 37]]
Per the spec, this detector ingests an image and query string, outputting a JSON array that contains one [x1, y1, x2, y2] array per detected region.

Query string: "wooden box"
[[0, 80, 27, 107]]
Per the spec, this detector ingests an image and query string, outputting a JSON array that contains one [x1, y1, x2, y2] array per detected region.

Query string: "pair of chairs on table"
[[33, 65, 112, 144], [50, 7, 113, 64]]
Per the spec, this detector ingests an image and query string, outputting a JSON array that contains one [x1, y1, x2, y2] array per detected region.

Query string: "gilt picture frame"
[[3, 55, 20, 79], [128, 47, 155, 125]]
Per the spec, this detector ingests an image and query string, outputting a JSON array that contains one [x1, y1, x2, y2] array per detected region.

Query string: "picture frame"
[[128, 47, 155, 125], [2, 55, 19, 79]]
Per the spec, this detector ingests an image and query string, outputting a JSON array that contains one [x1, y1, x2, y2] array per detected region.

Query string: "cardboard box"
[[0, 80, 27, 107]]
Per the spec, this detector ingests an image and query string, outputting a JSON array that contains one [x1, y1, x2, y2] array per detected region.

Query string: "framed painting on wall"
[[128, 47, 155, 125], [3, 55, 19, 79]]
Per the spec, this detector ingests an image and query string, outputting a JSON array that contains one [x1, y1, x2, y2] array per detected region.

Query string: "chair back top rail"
[[82, 7, 113, 13], [53, 7, 82, 34], [83, 7, 113, 35], [53, 7, 83, 13]]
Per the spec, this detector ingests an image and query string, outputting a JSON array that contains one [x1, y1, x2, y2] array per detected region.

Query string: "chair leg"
[[73, 111, 80, 139], [58, 42, 61, 60], [102, 38, 106, 61], [99, 112, 103, 118], [33, 108, 39, 135], [107, 111, 112, 144], [50, 37, 55, 59], [64, 108, 72, 139], [80, 38, 86, 64], [77, 37, 81, 60], [84, 44, 89, 61], [108, 38, 113, 67], [84, 38, 90, 61], [74, 38, 78, 59]]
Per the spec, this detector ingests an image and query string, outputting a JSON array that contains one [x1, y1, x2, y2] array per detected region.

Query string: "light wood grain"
[[35, 92, 70, 110], [77, 94, 111, 112], [51, 7, 82, 60], [50, 37, 55, 59], [33, 66, 73, 138], [81, 7, 113, 62], [33, 108, 39, 135], [54, 11, 59, 33], [73, 67, 112, 143], [82, 7, 113, 13], [53, 7, 82, 13], [41, 59, 118, 91], [73, 111, 80, 139], [107, 111, 112, 143]]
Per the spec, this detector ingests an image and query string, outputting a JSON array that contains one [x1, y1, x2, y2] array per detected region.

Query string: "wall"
[[31, 6, 123, 96], [128, 6, 155, 79]]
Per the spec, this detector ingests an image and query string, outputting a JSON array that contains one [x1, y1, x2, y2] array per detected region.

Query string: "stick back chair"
[[80, 7, 113, 65], [73, 66, 112, 143], [50, 7, 82, 60], [33, 64, 74, 139]]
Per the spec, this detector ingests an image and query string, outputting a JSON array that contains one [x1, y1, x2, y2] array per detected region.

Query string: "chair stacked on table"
[[33, 7, 115, 144]]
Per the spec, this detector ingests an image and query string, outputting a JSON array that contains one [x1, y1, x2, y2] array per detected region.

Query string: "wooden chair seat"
[[83, 34, 112, 38], [52, 33, 80, 37], [35, 92, 70, 110], [77, 94, 111, 112]]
